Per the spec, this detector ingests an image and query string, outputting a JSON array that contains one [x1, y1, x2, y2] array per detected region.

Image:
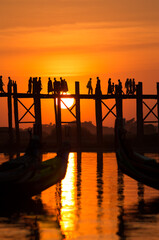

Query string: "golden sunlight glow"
[[61, 93, 75, 109], [60, 153, 76, 233], [56, 92, 75, 109]]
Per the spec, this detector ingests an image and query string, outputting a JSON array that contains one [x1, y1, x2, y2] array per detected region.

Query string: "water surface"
[[0, 152, 159, 240]]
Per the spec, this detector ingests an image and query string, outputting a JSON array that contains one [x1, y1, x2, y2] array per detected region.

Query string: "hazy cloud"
[[0, 0, 159, 29]]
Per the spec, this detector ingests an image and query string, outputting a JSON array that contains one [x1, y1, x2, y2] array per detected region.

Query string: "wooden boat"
[[115, 119, 159, 190], [0, 141, 70, 199], [0, 137, 41, 183]]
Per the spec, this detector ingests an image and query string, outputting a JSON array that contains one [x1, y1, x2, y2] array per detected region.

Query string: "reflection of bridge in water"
[[55, 152, 153, 239], [1, 81, 159, 149]]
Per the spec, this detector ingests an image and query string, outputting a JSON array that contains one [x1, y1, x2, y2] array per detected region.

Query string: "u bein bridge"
[[0, 81, 159, 150]]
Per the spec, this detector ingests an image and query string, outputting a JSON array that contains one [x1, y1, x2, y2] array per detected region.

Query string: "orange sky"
[[0, 0, 159, 127]]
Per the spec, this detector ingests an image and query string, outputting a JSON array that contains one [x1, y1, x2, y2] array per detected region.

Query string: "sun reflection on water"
[[60, 152, 76, 234]]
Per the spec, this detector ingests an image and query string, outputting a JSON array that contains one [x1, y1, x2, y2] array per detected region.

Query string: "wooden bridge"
[[1, 81, 159, 149]]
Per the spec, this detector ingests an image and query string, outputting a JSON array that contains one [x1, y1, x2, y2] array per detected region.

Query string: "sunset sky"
[[0, 0, 159, 126]]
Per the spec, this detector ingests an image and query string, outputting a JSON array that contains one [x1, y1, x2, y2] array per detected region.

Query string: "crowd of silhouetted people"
[[0, 76, 69, 94], [27, 77, 68, 94], [0, 75, 137, 96], [86, 77, 136, 95], [0, 76, 4, 93], [47, 77, 68, 94], [0, 76, 18, 93], [27, 77, 42, 94]]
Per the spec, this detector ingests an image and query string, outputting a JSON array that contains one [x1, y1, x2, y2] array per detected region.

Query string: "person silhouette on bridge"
[[111, 82, 115, 94], [33, 77, 38, 94], [63, 79, 68, 93], [27, 77, 33, 94], [13, 81, 17, 92], [37, 77, 42, 93], [53, 78, 61, 94], [132, 78, 136, 94], [0, 76, 5, 93], [115, 80, 123, 95], [86, 78, 93, 95], [60, 77, 68, 93], [107, 78, 114, 95], [7, 77, 13, 90], [125, 78, 130, 94], [48, 77, 53, 94], [95, 77, 102, 95], [117, 79, 123, 94]]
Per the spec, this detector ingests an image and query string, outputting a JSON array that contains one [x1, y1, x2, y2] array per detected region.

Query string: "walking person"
[[86, 78, 93, 95], [0, 76, 5, 93], [107, 78, 112, 94], [118, 79, 123, 94], [27, 77, 33, 94], [37, 77, 42, 93], [60, 77, 68, 93], [95, 77, 102, 95], [60, 77, 65, 93], [8, 77, 13, 90], [48, 77, 53, 94], [129, 78, 133, 94], [33, 77, 38, 94], [63, 79, 68, 93], [125, 78, 129, 94], [53, 78, 61, 94], [132, 78, 136, 94], [111, 82, 115, 94]]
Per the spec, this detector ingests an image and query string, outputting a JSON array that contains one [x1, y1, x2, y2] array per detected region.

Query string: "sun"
[[60, 92, 75, 109]]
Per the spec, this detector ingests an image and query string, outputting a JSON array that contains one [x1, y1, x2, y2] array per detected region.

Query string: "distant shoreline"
[[0, 145, 159, 154]]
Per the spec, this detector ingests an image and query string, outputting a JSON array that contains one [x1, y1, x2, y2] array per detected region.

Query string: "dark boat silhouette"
[[115, 119, 159, 190], [0, 138, 70, 199]]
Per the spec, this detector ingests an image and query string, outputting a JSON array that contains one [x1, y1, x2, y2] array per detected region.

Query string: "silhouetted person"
[[86, 78, 93, 94], [63, 79, 68, 93], [60, 77, 64, 92], [60, 77, 68, 93], [7, 77, 13, 93], [37, 77, 42, 93], [53, 78, 61, 94], [27, 77, 33, 94], [107, 78, 112, 94], [48, 77, 53, 94], [118, 79, 123, 94], [132, 78, 136, 94], [125, 78, 129, 94], [95, 77, 102, 95], [111, 82, 115, 94], [53, 78, 57, 93], [129, 78, 133, 94], [33, 77, 38, 94], [115, 80, 122, 95], [0, 76, 5, 93], [8, 77, 12, 87], [13, 81, 17, 93]]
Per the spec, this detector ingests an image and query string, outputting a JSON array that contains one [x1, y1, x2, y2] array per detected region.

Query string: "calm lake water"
[[0, 152, 159, 240]]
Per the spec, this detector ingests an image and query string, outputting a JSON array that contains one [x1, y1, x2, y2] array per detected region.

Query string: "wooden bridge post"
[[136, 82, 144, 143], [116, 93, 123, 120], [97, 151, 103, 209], [13, 82, 20, 146], [34, 92, 42, 140], [54, 98, 58, 144], [95, 90, 103, 148], [157, 82, 159, 136], [7, 82, 13, 143], [75, 82, 81, 148], [56, 95, 62, 148]]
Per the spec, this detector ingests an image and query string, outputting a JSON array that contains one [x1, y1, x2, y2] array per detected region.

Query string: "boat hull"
[[115, 120, 159, 190], [0, 152, 69, 199]]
